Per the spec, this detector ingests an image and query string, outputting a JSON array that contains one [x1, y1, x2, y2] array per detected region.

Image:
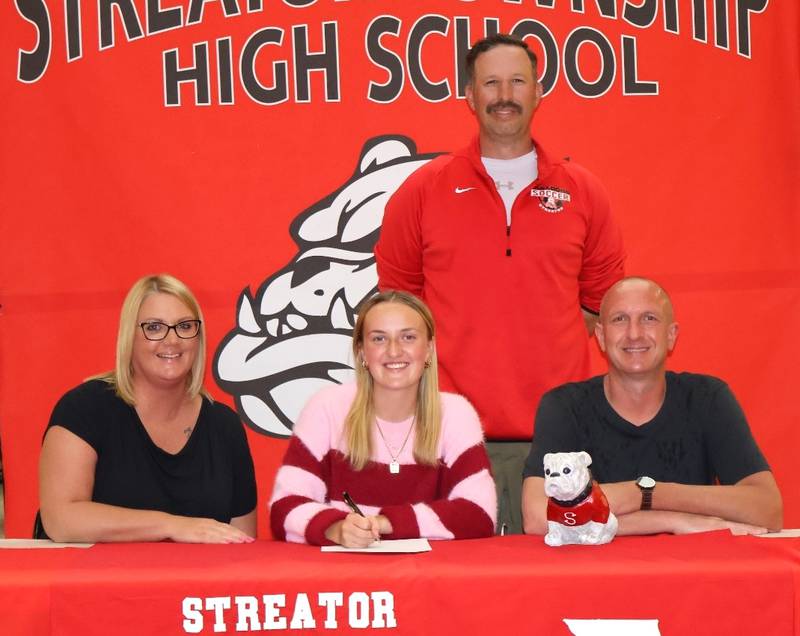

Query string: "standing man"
[[521, 278, 783, 536], [375, 34, 625, 534]]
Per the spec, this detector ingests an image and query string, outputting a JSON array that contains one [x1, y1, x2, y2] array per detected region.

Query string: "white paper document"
[[321, 538, 431, 553], [755, 528, 800, 538], [564, 619, 661, 636], [0, 539, 94, 549]]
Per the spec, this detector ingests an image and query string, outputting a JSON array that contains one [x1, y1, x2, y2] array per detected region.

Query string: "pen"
[[342, 491, 379, 543], [342, 491, 365, 517]]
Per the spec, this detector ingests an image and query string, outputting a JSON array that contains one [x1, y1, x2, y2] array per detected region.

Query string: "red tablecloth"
[[2, 532, 799, 635]]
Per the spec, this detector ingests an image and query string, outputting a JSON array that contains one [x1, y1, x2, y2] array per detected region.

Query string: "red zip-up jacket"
[[375, 137, 625, 440]]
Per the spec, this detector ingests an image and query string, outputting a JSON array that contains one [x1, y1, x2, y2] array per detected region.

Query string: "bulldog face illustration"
[[213, 136, 437, 437]]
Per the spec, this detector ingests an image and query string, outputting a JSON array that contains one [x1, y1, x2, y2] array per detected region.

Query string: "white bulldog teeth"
[[266, 318, 279, 337], [238, 291, 261, 335], [286, 313, 308, 330], [331, 297, 352, 329]]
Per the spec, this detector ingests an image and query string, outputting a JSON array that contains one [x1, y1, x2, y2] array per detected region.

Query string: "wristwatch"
[[636, 476, 656, 510]]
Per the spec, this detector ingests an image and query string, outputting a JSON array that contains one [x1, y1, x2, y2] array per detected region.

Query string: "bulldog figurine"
[[543, 451, 618, 546]]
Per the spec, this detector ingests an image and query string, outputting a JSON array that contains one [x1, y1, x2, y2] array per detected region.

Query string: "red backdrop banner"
[[2, 0, 798, 538]]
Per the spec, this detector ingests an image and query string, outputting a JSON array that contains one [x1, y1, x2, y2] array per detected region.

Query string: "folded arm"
[[615, 510, 768, 536], [378, 401, 498, 541], [379, 450, 496, 540], [271, 443, 496, 544], [39, 426, 254, 543], [601, 471, 782, 531], [268, 433, 354, 546], [523, 471, 782, 537]]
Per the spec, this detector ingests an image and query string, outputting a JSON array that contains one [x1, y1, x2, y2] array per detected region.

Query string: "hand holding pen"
[[342, 491, 366, 517], [340, 491, 381, 545]]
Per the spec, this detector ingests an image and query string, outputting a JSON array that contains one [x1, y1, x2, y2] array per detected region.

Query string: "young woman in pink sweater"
[[270, 290, 496, 546]]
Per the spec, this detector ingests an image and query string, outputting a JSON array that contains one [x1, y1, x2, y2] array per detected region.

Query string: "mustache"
[[486, 101, 522, 114]]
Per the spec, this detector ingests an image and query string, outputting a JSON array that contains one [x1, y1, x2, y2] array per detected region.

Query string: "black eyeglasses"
[[139, 320, 202, 341]]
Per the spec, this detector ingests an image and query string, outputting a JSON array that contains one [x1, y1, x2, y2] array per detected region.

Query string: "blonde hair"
[[344, 290, 441, 470], [89, 273, 209, 405]]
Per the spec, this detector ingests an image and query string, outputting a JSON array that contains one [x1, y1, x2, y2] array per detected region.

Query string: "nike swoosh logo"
[[454, 187, 476, 194]]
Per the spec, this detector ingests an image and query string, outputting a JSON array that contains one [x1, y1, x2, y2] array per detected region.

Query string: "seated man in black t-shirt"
[[522, 277, 783, 536]]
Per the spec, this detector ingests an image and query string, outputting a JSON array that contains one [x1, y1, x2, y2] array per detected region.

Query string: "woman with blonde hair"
[[270, 290, 496, 546], [38, 274, 257, 543]]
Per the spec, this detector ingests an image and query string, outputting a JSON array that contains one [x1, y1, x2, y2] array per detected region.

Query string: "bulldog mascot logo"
[[543, 451, 618, 546], [213, 136, 437, 437]]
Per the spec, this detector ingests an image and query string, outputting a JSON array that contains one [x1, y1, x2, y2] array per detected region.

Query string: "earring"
[[361, 358, 368, 369], [424, 360, 431, 369]]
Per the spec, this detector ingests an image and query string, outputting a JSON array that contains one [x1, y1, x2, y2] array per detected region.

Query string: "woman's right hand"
[[326, 513, 383, 547], [168, 516, 255, 544]]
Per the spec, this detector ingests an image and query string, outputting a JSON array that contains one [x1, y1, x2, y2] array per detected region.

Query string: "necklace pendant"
[[389, 460, 400, 474]]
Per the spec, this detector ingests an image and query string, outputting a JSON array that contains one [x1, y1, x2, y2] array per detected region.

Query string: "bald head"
[[596, 277, 679, 379], [600, 277, 674, 323]]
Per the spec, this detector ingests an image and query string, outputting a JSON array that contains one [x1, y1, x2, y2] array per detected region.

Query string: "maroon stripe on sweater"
[[270, 494, 309, 541], [306, 507, 348, 546], [324, 450, 440, 507], [379, 504, 420, 539], [282, 437, 326, 481], [440, 444, 491, 493], [427, 499, 494, 539]]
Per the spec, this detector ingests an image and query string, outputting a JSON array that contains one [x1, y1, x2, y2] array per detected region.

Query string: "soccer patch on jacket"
[[530, 186, 571, 213]]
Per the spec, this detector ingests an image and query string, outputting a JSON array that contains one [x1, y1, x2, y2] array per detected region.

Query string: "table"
[[2, 532, 799, 635]]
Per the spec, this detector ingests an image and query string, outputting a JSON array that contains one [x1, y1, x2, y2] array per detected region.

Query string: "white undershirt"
[[481, 149, 538, 226]]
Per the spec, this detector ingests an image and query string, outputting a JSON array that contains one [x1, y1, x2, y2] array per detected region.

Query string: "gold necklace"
[[375, 417, 415, 474]]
